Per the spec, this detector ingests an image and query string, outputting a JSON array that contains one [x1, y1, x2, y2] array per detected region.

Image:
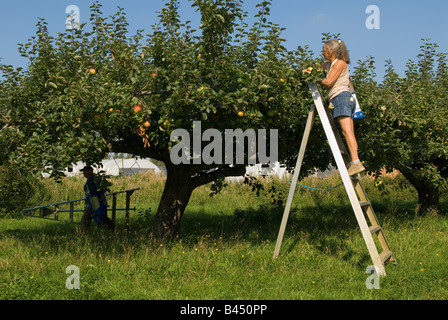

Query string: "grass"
[[0, 171, 447, 300]]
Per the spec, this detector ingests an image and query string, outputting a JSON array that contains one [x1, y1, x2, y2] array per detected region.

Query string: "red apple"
[[89, 68, 96, 75], [134, 106, 142, 113]]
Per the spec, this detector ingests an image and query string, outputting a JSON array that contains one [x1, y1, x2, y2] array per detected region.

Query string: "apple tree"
[[0, 0, 329, 236], [352, 39, 448, 213]]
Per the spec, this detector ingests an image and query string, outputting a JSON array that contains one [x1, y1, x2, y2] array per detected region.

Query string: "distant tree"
[[353, 39, 448, 213], [0, 166, 35, 217]]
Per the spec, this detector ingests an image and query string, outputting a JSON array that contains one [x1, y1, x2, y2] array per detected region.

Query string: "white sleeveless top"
[[327, 59, 350, 100]]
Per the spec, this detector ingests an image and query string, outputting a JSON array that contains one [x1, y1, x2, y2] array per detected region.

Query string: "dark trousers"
[[81, 208, 115, 233]]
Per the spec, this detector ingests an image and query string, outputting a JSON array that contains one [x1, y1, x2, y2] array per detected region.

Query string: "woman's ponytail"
[[325, 39, 351, 64]]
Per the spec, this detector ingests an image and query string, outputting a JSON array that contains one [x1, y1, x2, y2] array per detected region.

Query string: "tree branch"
[[191, 164, 246, 188], [107, 134, 171, 163]]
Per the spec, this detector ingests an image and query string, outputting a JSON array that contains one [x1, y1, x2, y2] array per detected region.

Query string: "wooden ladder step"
[[359, 201, 371, 208], [369, 225, 382, 234], [380, 251, 393, 264]]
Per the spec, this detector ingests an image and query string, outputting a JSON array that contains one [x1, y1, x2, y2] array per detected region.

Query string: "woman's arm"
[[321, 60, 346, 88], [302, 61, 329, 74]]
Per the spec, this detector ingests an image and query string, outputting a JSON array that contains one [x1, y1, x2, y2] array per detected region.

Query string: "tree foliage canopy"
[[353, 39, 448, 212], [2, 1, 446, 232], [0, 0, 326, 178], [0, 0, 328, 235]]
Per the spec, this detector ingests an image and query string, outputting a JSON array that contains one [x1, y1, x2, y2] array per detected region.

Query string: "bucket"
[[352, 92, 366, 120]]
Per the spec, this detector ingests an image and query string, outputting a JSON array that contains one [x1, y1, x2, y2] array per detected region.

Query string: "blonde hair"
[[325, 39, 350, 64]]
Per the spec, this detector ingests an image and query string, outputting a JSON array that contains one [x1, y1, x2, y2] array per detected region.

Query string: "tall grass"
[[1, 171, 447, 300]]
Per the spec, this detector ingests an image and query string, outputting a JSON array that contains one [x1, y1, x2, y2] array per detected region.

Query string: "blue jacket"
[[84, 176, 107, 224]]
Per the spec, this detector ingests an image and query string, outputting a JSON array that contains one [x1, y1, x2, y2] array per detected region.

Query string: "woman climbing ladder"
[[305, 39, 366, 176]]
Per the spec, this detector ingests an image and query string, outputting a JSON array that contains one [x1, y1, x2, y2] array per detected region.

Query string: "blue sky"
[[1, 0, 447, 81]]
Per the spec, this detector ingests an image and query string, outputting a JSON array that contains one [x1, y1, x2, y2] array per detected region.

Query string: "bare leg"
[[337, 116, 359, 162]]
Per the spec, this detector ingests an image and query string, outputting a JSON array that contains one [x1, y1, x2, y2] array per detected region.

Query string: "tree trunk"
[[149, 160, 246, 237], [416, 185, 440, 214], [151, 165, 195, 237], [399, 167, 440, 215]]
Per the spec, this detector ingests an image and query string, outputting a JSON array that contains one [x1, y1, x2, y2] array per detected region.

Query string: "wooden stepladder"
[[273, 83, 395, 276]]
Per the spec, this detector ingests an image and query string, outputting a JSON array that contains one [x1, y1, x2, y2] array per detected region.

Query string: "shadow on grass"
[[176, 197, 442, 270], [1, 212, 152, 257], [3, 197, 445, 266], [181, 198, 423, 238]]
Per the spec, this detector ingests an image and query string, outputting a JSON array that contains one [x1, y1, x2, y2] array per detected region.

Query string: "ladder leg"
[[273, 104, 316, 259], [330, 104, 395, 264], [352, 179, 396, 263], [309, 83, 387, 276], [325, 108, 352, 166]]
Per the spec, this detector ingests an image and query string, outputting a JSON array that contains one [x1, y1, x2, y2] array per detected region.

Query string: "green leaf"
[[216, 14, 225, 23]]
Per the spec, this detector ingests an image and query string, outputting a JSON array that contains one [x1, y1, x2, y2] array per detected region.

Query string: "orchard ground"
[[0, 170, 447, 300]]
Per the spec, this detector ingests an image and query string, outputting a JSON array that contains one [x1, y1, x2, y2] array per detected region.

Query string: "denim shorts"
[[331, 91, 356, 119]]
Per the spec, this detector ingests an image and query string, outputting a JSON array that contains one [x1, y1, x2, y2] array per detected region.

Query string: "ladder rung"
[[359, 201, 370, 207], [380, 251, 393, 264], [369, 225, 382, 234]]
